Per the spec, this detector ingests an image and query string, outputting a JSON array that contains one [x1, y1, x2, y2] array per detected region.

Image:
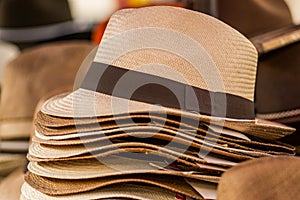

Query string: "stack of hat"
[[22, 6, 296, 200]]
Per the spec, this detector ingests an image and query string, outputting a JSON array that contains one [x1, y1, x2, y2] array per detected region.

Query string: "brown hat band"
[[81, 62, 255, 119]]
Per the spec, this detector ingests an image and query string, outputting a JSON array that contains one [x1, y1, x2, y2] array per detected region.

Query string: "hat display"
[[217, 156, 300, 200], [22, 6, 296, 200], [0, 41, 95, 142]]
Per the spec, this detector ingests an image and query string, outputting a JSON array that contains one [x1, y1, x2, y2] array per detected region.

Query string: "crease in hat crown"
[[95, 6, 258, 101]]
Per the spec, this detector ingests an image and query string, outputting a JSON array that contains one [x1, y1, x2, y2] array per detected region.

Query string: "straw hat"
[[217, 156, 300, 200], [21, 182, 190, 200], [40, 6, 294, 140], [27, 155, 223, 181], [25, 172, 203, 199], [0, 41, 95, 140], [30, 127, 294, 160]]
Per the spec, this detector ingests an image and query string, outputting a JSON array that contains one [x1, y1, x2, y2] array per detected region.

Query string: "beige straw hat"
[[27, 155, 221, 182], [21, 182, 191, 200], [31, 138, 278, 164], [40, 6, 295, 140], [217, 156, 300, 200], [0, 41, 95, 140], [31, 128, 294, 159], [25, 172, 203, 199]]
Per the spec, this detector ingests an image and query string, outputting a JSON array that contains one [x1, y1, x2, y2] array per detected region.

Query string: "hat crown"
[[95, 6, 258, 101]]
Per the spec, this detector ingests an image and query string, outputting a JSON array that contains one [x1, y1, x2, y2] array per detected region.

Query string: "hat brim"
[[41, 89, 295, 140], [35, 112, 253, 143], [32, 133, 278, 166], [29, 141, 243, 164], [0, 120, 32, 139], [25, 172, 203, 199], [21, 181, 195, 200], [32, 127, 295, 159], [27, 155, 221, 183]]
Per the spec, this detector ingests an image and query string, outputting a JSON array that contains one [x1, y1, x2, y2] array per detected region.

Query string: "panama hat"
[[215, 0, 296, 37], [39, 6, 295, 141], [25, 172, 203, 199], [21, 181, 200, 200], [30, 126, 295, 158], [0, 41, 95, 140], [217, 156, 300, 200], [27, 155, 223, 182]]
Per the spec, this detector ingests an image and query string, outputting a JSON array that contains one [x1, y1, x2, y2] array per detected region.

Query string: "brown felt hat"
[[216, 0, 297, 37], [0, 0, 96, 42], [217, 156, 300, 200], [207, 0, 300, 127], [0, 41, 95, 140]]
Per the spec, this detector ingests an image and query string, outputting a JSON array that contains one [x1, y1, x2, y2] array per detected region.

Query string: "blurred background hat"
[[0, 41, 94, 144], [217, 156, 300, 200], [193, 0, 300, 154], [0, 0, 117, 49]]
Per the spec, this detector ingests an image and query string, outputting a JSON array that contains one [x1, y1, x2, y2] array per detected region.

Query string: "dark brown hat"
[[217, 156, 300, 200], [217, 0, 295, 37], [0, 0, 93, 42], [196, 0, 300, 127]]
